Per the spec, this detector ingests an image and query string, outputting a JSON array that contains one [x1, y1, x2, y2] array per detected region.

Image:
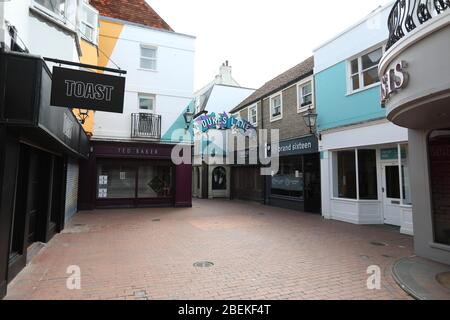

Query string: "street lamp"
[[302, 108, 318, 135], [77, 109, 90, 125], [183, 107, 195, 130]]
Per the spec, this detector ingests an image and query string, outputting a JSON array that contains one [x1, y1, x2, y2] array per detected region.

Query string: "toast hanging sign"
[[51, 67, 125, 113]]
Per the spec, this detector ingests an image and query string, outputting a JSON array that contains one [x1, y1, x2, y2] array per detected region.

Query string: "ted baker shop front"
[[379, 4, 450, 265], [77, 141, 192, 209]]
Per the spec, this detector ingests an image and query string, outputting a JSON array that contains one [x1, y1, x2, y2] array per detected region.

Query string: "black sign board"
[[275, 136, 318, 157], [50, 67, 125, 113]]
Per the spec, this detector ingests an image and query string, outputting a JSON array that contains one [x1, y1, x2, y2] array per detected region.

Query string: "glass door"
[[381, 164, 401, 226]]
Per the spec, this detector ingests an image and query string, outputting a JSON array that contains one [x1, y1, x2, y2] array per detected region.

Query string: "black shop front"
[[0, 51, 90, 298]]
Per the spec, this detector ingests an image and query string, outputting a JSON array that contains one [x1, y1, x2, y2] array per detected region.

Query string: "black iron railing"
[[386, 0, 450, 50], [131, 113, 161, 140]]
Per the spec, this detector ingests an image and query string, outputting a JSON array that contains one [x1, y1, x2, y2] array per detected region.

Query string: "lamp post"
[[302, 108, 318, 136], [183, 107, 195, 130]]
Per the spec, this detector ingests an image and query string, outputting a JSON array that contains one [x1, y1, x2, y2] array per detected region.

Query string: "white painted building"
[[192, 62, 255, 199], [91, 15, 195, 143], [314, 3, 413, 235]]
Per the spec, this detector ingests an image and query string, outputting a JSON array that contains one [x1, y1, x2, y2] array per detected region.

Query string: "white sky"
[[147, 0, 393, 91]]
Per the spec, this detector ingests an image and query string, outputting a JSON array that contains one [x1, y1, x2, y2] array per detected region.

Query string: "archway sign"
[[195, 112, 256, 137]]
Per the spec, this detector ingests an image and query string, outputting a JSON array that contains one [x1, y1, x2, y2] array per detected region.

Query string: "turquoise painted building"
[[315, 61, 384, 131], [313, 3, 413, 236]]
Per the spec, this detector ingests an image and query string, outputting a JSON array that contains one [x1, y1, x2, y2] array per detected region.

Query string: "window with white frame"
[[270, 93, 282, 120], [138, 94, 155, 112], [140, 45, 157, 70], [298, 81, 313, 109], [80, 2, 98, 44], [248, 105, 258, 126], [33, 0, 66, 18], [349, 47, 383, 93]]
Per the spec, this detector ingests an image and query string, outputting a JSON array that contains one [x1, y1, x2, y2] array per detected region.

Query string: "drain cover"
[[152, 219, 161, 222], [193, 261, 214, 268], [370, 241, 388, 247], [436, 272, 450, 290]]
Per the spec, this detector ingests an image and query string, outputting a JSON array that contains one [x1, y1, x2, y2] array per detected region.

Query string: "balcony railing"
[[131, 113, 161, 140], [386, 0, 450, 50]]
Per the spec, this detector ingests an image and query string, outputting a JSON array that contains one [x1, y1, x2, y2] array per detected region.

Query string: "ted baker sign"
[[381, 61, 408, 106], [51, 67, 125, 113]]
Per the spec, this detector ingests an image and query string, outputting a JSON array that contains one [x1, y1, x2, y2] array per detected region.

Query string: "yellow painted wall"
[[75, 20, 123, 136], [75, 39, 99, 135]]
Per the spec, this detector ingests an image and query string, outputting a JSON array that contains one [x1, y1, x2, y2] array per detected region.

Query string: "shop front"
[[268, 136, 321, 213], [78, 141, 192, 209], [379, 2, 450, 265], [320, 121, 412, 232], [0, 51, 90, 298]]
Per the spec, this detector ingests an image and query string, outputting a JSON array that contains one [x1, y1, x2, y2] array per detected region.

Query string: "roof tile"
[[89, 0, 173, 31], [230, 56, 314, 113]]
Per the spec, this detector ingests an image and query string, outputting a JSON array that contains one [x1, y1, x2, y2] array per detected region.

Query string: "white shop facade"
[[319, 119, 413, 235]]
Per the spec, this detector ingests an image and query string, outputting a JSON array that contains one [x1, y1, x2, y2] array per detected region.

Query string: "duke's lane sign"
[[51, 67, 126, 113]]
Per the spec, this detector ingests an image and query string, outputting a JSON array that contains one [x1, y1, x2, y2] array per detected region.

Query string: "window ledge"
[[297, 105, 314, 113], [429, 242, 450, 253], [29, 6, 76, 36], [346, 82, 380, 97], [138, 68, 158, 73], [270, 115, 282, 123]]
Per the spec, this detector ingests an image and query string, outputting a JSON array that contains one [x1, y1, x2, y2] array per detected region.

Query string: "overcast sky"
[[147, 0, 393, 91]]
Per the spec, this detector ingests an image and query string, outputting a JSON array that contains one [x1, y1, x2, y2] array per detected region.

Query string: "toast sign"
[[51, 67, 125, 113]]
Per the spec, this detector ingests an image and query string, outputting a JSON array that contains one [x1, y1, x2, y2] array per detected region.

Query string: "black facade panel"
[[1, 54, 39, 124]]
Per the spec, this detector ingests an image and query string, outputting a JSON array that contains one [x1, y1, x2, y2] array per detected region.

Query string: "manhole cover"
[[436, 272, 450, 290], [370, 241, 388, 247], [152, 219, 161, 222], [193, 261, 214, 268]]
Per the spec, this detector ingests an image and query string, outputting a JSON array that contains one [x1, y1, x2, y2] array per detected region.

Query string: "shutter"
[[65, 158, 79, 224]]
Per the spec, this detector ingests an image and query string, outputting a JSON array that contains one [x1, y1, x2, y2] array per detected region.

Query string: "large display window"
[[271, 156, 304, 199], [97, 159, 173, 200]]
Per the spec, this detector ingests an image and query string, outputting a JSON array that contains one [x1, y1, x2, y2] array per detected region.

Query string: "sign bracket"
[[43, 57, 127, 75]]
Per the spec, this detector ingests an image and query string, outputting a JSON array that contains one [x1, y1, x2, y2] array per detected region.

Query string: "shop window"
[[138, 165, 172, 198], [429, 130, 450, 246], [212, 167, 227, 190], [358, 149, 378, 200], [271, 156, 304, 199], [97, 162, 136, 199], [334, 150, 357, 199]]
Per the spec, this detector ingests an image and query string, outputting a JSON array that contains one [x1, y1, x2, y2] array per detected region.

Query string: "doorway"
[[304, 153, 321, 213], [381, 164, 401, 226]]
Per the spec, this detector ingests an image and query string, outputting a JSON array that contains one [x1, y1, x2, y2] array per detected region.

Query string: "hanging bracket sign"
[[50, 67, 126, 113]]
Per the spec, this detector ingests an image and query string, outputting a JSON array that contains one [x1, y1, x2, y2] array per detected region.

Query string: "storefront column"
[[0, 128, 19, 299], [175, 163, 192, 207]]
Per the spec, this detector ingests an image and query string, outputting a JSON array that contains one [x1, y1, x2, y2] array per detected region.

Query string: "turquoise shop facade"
[[314, 3, 413, 235]]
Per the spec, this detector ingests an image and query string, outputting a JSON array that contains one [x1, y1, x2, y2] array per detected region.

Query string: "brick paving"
[[5, 199, 414, 300]]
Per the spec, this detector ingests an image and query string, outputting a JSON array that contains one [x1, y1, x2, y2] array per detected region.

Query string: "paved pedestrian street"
[[6, 200, 413, 300]]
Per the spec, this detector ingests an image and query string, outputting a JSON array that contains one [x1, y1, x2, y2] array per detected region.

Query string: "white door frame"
[[381, 161, 402, 226]]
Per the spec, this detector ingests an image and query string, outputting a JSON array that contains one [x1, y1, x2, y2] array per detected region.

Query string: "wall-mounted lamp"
[[78, 109, 90, 125], [302, 107, 319, 138], [183, 107, 195, 130]]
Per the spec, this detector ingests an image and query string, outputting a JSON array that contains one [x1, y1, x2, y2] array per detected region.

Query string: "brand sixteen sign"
[[51, 67, 126, 113]]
